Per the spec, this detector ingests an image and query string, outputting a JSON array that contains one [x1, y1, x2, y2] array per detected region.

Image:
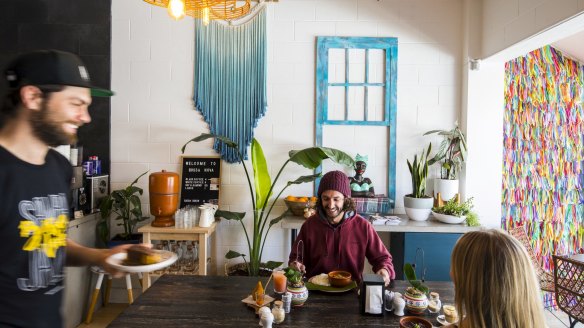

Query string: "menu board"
[[179, 156, 221, 208]]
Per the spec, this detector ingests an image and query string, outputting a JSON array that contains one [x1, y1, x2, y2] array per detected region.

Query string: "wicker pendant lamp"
[[143, 0, 251, 22]]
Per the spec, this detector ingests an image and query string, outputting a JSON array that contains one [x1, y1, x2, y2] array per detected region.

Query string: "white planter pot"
[[434, 179, 459, 202], [404, 196, 434, 221]]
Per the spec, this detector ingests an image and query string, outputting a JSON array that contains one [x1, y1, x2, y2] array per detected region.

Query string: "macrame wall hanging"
[[193, 6, 267, 163], [503, 45, 584, 307]]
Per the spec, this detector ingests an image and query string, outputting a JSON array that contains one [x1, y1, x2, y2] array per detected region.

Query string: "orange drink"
[[273, 269, 287, 294]]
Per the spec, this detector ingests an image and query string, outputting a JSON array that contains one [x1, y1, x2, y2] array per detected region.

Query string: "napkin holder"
[[359, 274, 385, 316]]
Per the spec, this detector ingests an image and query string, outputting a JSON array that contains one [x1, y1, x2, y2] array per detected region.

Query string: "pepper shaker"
[[282, 292, 292, 313]]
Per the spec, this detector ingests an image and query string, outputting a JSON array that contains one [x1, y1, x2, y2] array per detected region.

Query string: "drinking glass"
[[183, 245, 196, 273], [273, 269, 287, 294]]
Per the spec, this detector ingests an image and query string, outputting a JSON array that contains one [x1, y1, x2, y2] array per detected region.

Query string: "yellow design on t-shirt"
[[18, 214, 68, 258]]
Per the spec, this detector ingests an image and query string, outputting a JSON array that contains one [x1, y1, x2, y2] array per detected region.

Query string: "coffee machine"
[[70, 166, 90, 216]]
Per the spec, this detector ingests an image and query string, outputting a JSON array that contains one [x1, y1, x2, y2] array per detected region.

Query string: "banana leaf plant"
[[406, 144, 432, 198], [182, 133, 354, 276], [424, 124, 467, 180]]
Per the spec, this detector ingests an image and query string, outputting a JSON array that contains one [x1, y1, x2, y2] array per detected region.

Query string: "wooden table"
[[108, 275, 454, 327], [138, 221, 217, 290]]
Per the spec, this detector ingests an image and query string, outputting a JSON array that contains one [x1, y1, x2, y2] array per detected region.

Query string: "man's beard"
[[30, 100, 77, 146]]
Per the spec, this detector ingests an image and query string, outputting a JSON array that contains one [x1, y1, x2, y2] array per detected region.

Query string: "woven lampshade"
[[143, 0, 251, 21]]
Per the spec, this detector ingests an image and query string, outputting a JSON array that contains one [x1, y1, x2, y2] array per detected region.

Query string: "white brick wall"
[[481, 0, 584, 58], [111, 0, 463, 274]]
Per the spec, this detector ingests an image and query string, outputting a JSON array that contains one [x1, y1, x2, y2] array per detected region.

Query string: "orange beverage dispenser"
[[149, 170, 179, 227]]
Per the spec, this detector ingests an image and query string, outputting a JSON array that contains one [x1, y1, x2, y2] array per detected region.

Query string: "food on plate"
[[125, 245, 162, 265], [308, 273, 330, 286]]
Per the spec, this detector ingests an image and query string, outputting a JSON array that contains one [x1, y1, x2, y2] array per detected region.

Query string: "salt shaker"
[[272, 300, 285, 323], [282, 292, 292, 313], [393, 294, 405, 316], [260, 311, 274, 328]]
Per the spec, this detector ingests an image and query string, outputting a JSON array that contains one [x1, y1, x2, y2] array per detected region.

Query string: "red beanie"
[[318, 170, 351, 198]]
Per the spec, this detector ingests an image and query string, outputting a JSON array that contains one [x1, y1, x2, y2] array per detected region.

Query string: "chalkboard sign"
[[179, 156, 221, 208]]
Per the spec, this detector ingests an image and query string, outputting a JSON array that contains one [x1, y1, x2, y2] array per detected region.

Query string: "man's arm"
[[66, 239, 133, 277], [365, 224, 395, 286]]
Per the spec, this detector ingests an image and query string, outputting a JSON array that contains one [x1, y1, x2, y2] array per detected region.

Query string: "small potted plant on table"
[[432, 197, 479, 226], [284, 267, 308, 306], [403, 263, 429, 315]]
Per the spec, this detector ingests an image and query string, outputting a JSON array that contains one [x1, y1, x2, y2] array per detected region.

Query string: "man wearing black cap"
[[0, 50, 125, 328], [288, 170, 395, 286]]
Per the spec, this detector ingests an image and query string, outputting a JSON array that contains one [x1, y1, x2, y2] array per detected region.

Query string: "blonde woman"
[[448, 229, 547, 328]]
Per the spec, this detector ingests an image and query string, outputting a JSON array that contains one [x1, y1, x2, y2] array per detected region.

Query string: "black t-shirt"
[[0, 146, 72, 328]]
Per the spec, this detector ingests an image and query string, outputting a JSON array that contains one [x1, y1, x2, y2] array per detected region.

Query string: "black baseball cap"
[[4, 49, 114, 97]]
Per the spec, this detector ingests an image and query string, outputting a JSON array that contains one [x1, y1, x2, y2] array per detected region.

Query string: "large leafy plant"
[[182, 133, 354, 276], [97, 171, 149, 245], [424, 124, 467, 180], [406, 144, 432, 198]]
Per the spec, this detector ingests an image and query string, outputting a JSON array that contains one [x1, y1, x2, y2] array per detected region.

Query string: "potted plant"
[[96, 171, 149, 248], [403, 263, 429, 314], [404, 144, 434, 221], [182, 133, 354, 276], [424, 123, 467, 201], [432, 197, 479, 226], [284, 266, 308, 306]]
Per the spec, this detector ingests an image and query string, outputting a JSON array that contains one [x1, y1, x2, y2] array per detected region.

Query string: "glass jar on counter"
[[272, 300, 285, 324], [428, 292, 441, 314]]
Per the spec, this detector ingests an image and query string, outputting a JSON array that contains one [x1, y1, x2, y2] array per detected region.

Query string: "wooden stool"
[[85, 266, 143, 324]]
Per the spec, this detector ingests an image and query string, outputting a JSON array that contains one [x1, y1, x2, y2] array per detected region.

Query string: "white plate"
[[106, 250, 177, 273], [436, 315, 448, 326], [432, 211, 466, 224]]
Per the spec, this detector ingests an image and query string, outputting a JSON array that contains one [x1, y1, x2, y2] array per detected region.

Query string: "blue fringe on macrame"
[[193, 8, 267, 163]]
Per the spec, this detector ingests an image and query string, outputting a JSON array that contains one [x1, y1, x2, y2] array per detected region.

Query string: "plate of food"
[[306, 273, 358, 292], [105, 245, 177, 273]]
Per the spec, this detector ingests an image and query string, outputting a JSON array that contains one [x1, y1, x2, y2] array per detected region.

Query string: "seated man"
[[288, 170, 394, 285]]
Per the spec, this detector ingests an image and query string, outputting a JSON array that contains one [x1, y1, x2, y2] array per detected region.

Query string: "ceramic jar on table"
[[404, 287, 428, 314], [286, 282, 308, 306]]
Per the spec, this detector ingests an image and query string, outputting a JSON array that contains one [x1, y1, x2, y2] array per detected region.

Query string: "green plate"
[[305, 280, 358, 292]]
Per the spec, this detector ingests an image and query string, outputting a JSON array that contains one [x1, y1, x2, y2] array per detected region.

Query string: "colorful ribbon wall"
[[503, 46, 584, 306]]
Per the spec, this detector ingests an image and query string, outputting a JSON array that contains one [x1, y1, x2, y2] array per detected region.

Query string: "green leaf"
[[225, 250, 245, 259], [269, 210, 291, 227], [251, 138, 272, 210], [130, 171, 148, 187], [265, 261, 284, 270], [181, 133, 238, 153], [289, 147, 354, 169], [286, 173, 321, 186], [215, 210, 246, 221], [404, 263, 416, 281]]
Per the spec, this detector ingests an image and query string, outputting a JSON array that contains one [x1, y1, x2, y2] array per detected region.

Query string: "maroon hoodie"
[[288, 210, 395, 283]]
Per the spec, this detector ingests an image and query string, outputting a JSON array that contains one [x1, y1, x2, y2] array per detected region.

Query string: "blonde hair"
[[451, 229, 546, 328]]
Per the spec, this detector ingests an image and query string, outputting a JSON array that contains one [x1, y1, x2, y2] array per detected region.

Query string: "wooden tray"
[[241, 294, 275, 313]]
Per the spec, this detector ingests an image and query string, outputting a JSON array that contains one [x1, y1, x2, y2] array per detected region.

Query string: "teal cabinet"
[[391, 232, 462, 282]]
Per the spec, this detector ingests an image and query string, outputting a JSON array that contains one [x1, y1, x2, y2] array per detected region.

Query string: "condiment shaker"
[[282, 292, 292, 313], [272, 300, 285, 324]]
